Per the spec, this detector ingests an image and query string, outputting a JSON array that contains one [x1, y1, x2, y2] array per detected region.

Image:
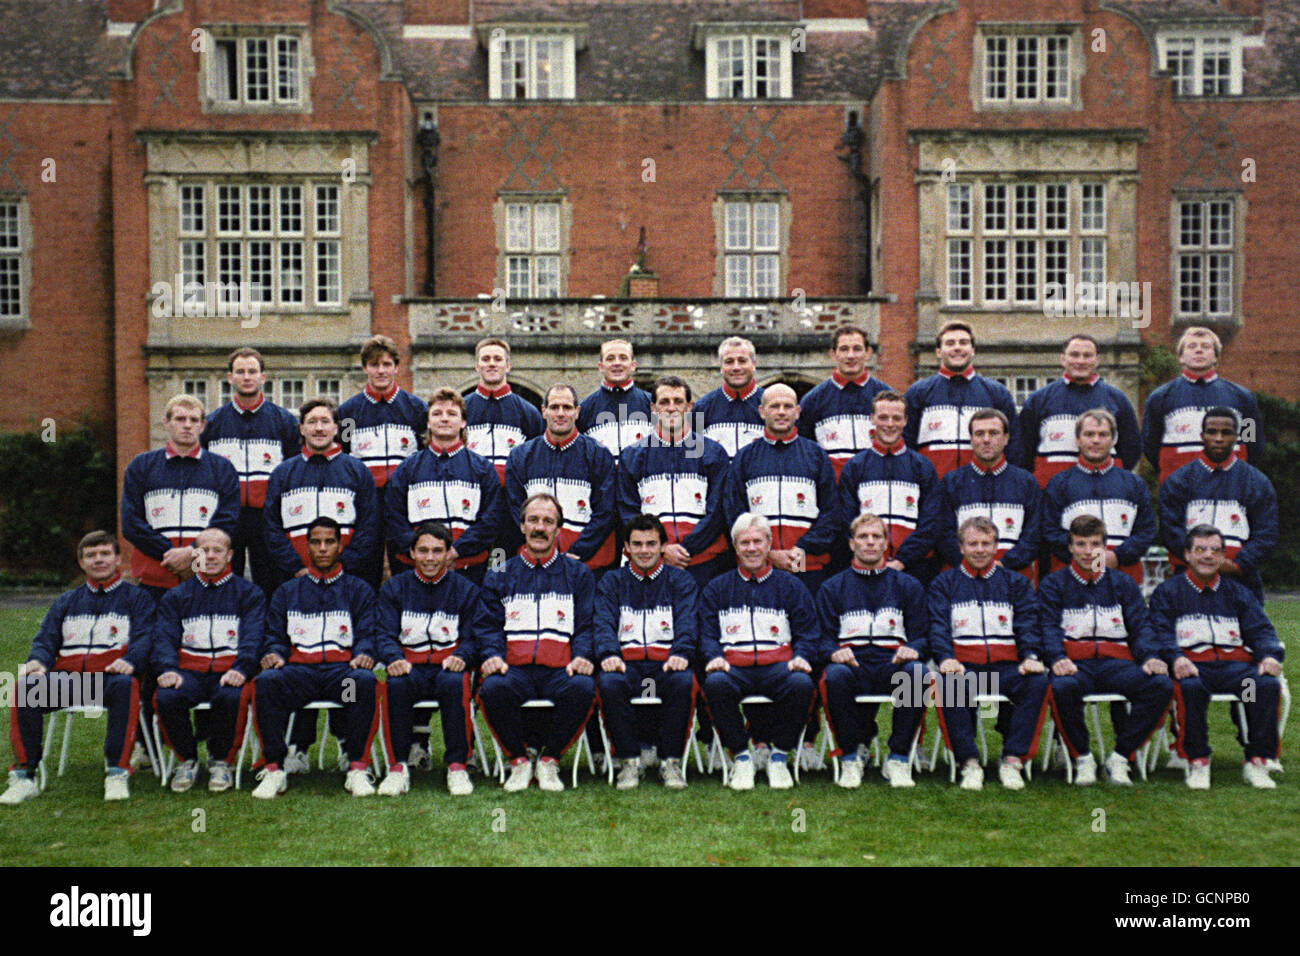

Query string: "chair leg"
[[822, 711, 840, 785], [58, 710, 74, 777], [138, 705, 162, 778], [597, 712, 615, 786], [154, 716, 171, 788], [793, 726, 806, 784]]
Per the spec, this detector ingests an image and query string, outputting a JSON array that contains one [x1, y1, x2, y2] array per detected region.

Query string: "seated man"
[[1148, 523, 1285, 790], [153, 528, 265, 793], [2, 531, 156, 804], [594, 515, 699, 790], [928, 516, 1049, 791], [251, 517, 380, 799], [700, 512, 819, 791], [1040, 515, 1173, 786], [375, 521, 481, 797], [817, 512, 928, 789], [475, 493, 598, 792]]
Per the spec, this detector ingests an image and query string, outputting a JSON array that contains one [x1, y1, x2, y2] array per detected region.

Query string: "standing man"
[[618, 376, 731, 586], [339, 335, 428, 586], [203, 347, 302, 595], [1142, 326, 1263, 484], [903, 320, 1021, 478], [593, 515, 699, 790], [577, 339, 653, 457], [1018, 335, 1141, 486], [725, 383, 840, 595], [506, 384, 618, 575], [464, 337, 543, 483], [1159, 407, 1278, 603], [475, 493, 598, 793], [385, 387, 504, 586], [695, 336, 765, 459], [121, 394, 240, 599], [2, 532, 155, 803], [798, 325, 893, 479]]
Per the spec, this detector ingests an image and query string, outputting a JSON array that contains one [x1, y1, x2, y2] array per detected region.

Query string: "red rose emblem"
[[400, 437, 410, 447], [1004, 516, 1014, 527], [1230, 514, 1241, 524], [557, 609, 566, 620], [694, 493, 702, 503], [402, 628, 412, 636], [577, 500, 587, 510], [440, 626, 450, 636], [770, 625, 780, 635], [659, 620, 669, 629], [956, 618, 968, 628], [109, 626, 118, 635], [507, 438, 516, 446], [339, 625, 348, 633], [905, 496, 915, 506], [997, 614, 1008, 624], [461, 498, 472, 511], [335, 501, 345, 514], [227, 629, 237, 637], [888, 618, 896, 627], [796, 492, 806, 504], [263, 452, 273, 464]]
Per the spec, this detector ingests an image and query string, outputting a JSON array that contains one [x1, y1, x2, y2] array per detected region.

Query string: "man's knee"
[[1176, 676, 1208, 704], [596, 669, 631, 700], [821, 662, 854, 692]]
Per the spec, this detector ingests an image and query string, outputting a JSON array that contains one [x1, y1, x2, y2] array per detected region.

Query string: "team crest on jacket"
[[751, 495, 762, 505], [576, 499, 588, 514], [461, 498, 473, 513], [151, 506, 164, 517], [335, 501, 346, 514], [199, 505, 208, 516], [400, 437, 410, 448], [726, 623, 742, 634], [289, 504, 303, 516], [1050, 431, 1065, 441], [642, 494, 655, 504], [357, 438, 374, 451], [418, 497, 430, 508], [1230, 513, 1241, 525], [263, 452, 273, 464]]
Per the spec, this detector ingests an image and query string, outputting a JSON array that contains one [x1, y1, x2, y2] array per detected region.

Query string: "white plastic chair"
[[40, 703, 161, 790], [483, 699, 597, 788], [1040, 693, 1150, 782], [376, 698, 491, 775], [823, 695, 923, 784], [711, 696, 809, 786], [931, 694, 1034, 782]]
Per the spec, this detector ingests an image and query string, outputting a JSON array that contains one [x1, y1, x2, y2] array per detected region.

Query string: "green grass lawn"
[[1, 602, 1298, 867]]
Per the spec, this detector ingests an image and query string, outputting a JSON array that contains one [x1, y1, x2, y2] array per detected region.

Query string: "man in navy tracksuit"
[[1149, 523, 1284, 790], [476, 492, 598, 792], [837, 390, 942, 585], [700, 512, 820, 791], [385, 387, 504, 587], [818, 512, 928, 789], [202, 347, 302, 596], [376, 522, 482, 797], [2, 532, 155, 804], [1142, 326, 1263, 484], [903, 320, 1021, 479], [618, 376, 731, 587], [1043, 409, 1156, 585], [121, 394, 241, 600], [338, 334, 428, 587], [152, 528, 263, 793], [1040, 515, 1172, 786], [695, 336, 765, 459], [577, 339, 654, 457], [798, 325, 893, 480], [934, 408, 1041, 583], [464, 337, 543, 484], [251, 517, 380, 799], [594, 515, 699, 790], [929, 516, 1049, 791], [1159, 407, 1278, 602], [1018, 335, 1141, 486]]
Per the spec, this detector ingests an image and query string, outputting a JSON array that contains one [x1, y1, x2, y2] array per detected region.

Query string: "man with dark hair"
[[203, 347, 303, 595], [1149, 524, 1284, 789], [903, 320, 1021, 477], [577, 339, 653, 456], [695, 336, 765, 458], [618, 376, 731, 586], [1018, 335, 1141, 486], [251, 516, 380, 799], [593, 514, 699, 790], [465, 337, 543, 484], [1040, 515, 1172, 786], [2, 532, 156, 804], [798, 325, 893, 479], [375, 521, 482, 797], [1159, 406, 1278, 602]]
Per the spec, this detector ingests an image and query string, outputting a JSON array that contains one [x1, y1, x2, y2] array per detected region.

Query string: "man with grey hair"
[[699, 512, 821, 790], [695, 337, 765, 458]]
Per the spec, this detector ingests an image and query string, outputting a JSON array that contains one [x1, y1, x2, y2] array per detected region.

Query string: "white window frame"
[[484, 29, 579, 100], [499, 197, 565, 298], [203, 27, 309, 112], [721, 196, 785, 298], [991, 375, 1043, 410], [695, 24, 795, 100], [978, 28, 1076, 109], [1174, 195, 1237, 320], [0, 196, 32, 329], [1157, 30, 1247, 97]]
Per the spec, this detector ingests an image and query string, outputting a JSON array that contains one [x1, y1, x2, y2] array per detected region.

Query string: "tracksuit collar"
[[414, 564, 449, 585], [1185, 569, 1221, 592], [86, 572, 123, 593], [1196, 452, 1236, 472], [428, 439, 464, 458], [234, 393, 266, 413], [831, 369, 869, 388], [939, 365, 975, 380], [1070, 561, 1103, 585], [971, 455, 1008, 476], [738, 563, 773, 583], [475, 382, 512, 400], [302, 443, 343, 461], [1076, 455, 1114, 474], [851, 560, 887, 576], [1063, 373, 1100, 386], [306, 565, 345, 584], [654, 423, 691, 444], [364, 382, 399, 403], [762, 427, 797, 446], [629, 560, 665, 581], [602, 379, 635, 394], [198, 567, 234, 587], [519, 545, 561, 568], [959, 559, 997, 580], [165, 442, 201, 459], [871, 437, 905, 456], [723, 379, 758, 401], [543, 428, 580, 451], [1181, 368, 1219, 384]]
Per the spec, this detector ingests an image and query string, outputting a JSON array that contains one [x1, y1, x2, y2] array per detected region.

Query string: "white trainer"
[[378, 765, 410, 796], [345, 768, 375, 797], [128, 741, 149, 772], [0, 772, 39, 805], [252, 768, 287, 799], [207, 761, 233, 793], [728, 757, 755, 791], [536, 757, 564, 792], [408, 742, 433, 771], [798, 742, 824, 772], [998, 758, 1025, 791], [447, 768, 473, 796], [837, 758, 864, 789], [659, 758, 687, 790], [959, 761, 984, 791], [104, 772, 131, 801], [767, 757, 794, 790], [169, 759, 200, 793], [283, 746, 311, 775], [1165, 746, 1189, 771], [1104, 752, 1132, 785], [1186, 759, 1211, 790], [616, 756, 642, 790], [1242, 758, 1277, 790], [881, 757, 915, 788], [1264, 758, 1284, 774], [1074, 753, 1098, 786], [503, 759, 533, 792]]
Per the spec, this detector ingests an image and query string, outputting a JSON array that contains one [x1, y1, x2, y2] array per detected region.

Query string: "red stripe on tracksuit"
[[1171, 681, 1192, 761], [227, 681, 255, 765], [118, 678, 141, 772], [818, 674, 843, 759]]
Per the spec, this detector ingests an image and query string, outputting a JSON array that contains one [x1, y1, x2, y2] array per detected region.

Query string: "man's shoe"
[[640, 746, 659, 770], [536, 757, 564, 792], [1186, 758, 1211, 790], [616, 757, 642, 790], [1104, 752, 1132, 786], [129, 741, 149, 772], [408, 742, 433, 771], [252, 768, 287, 799], [1243, 758, 1277, 790], [284, 746, 311, 775], [378, 766, 410, 796], [728, 756, 755, 791], [659, 758, 687, 790], [752, 743, 771, 771], [798, 741, 824, 772], [503, 758, 533, 792], [1264, 758, 1284, 774], [767, 756, 794, 790], [344, 768, 375, 797], [1074, 753, 1098, 786], [881, 756, 915, 788], [837, 757, 864, 789], [104, 771, 131, 801], [169, 759, 200, 793], [959, 761, 984, 791], [1165, 746, 1189, 772], [998, 758, 1025, 791], [207, 761, 233, 793], [447, 768, 473, 796], [0, 771, 39, 805]]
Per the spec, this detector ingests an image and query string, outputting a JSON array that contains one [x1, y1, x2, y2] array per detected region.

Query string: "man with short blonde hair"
[[465, 337, 543, 484], [577, 339, 653, 456], [696, 337, 765, 458]]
